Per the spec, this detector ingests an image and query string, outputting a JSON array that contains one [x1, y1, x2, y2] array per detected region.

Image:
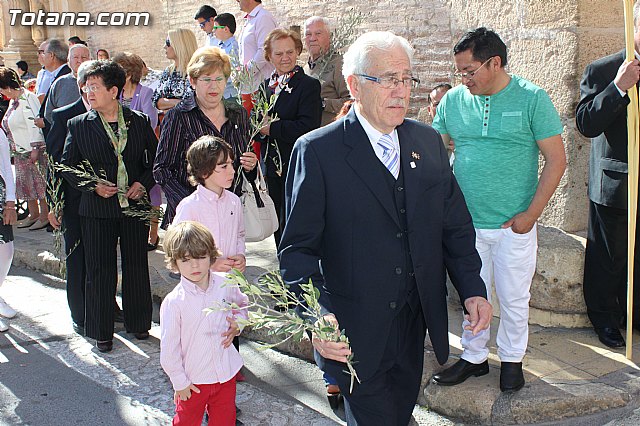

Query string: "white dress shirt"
[[354, 104, 400, 166], [237, 4, 277, 94]]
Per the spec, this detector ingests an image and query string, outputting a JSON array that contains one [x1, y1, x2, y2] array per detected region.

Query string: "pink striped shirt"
[[160, 272, 249, 391], [173, 185, 246, 258]]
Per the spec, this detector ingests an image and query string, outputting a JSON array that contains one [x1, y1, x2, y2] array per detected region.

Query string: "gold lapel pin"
[[411, 151, 420, 160]]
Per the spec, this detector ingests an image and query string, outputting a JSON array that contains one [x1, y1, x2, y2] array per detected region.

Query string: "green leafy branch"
[[54, 159, 163, 225], [208, 270, 360, 392]]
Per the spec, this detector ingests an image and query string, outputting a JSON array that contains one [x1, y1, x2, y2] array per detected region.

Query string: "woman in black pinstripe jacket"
[[61, 61, 157, 353]]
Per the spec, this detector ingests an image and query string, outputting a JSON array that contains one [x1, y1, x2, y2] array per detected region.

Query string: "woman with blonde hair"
[[153, 28, 198, 112]]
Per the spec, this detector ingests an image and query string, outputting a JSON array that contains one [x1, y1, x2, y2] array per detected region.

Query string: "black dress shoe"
[[96, 340, 113, 352], [133, 331, 149, 340], [72, 322, 85, 335], [500, 362, 525, 392], [594, 327, 625, 348], [432, 359, 489, 386], [147, 236, 159, 251]]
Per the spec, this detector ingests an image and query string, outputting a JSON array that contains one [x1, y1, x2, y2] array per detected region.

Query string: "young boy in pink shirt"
[[160, 221, 248, 425], [173, 135, 246, 273]]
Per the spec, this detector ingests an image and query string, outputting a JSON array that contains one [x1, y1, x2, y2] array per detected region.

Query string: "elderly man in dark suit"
[[46, 60, 93, 335], [576, 0, 640, 348], [279, 31, 492, 425]]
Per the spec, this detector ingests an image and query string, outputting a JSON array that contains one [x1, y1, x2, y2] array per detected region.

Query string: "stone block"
[[531, 225, 587, 315], [576, 30, 625, 78], [524, 1, 577, 28], [578, 0, 625, 29]]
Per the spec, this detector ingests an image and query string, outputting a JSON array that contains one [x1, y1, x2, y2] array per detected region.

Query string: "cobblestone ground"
[[0, 268, 338, 425]]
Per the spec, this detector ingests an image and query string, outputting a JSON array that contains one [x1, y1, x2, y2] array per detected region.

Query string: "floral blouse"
[[152, 68, 193, 109]]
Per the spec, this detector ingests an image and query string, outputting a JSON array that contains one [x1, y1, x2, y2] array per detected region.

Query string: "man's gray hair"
[[77, 60, 99, 85], [342, 31, 414, 82], [68, 43, 90, 59], [304, 16, 331, 33], [46, 38, 69, 63]]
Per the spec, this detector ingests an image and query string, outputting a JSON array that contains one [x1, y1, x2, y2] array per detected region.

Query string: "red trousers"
[[172, 378, 236, 426]]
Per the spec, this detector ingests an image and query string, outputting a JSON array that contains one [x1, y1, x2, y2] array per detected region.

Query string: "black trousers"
[[583, 200, 640, 329], [327, 303, 426, 425], [81, 216, 152, 341], [62, 197, 85, 327], [266, 175, 285, 247]]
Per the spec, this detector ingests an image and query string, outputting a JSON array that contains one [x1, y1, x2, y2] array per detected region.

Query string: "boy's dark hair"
[[83, 60, 126, 98], [214, 13, 237, 34], [453, 27, 508, 67], [0, 67, 22, 90], [186, 135, 235, 186], [163, 221, 221, 272], [15, 60, 28, 72], [194, 5, 217, 20]]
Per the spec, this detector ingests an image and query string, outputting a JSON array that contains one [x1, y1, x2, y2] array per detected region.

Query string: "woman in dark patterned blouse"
[[152, 28, 198, 112], [154, 47, 258, 226]]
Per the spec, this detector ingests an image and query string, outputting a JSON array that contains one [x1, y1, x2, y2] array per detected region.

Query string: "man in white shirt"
[[236, 0, 276, 109]]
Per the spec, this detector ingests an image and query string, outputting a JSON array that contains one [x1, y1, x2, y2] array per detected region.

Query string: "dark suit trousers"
[[81, 216, 152, 341], [266, 175, 285, 247], [583, 200, 640, 328], [62, 197, 85, 326], [330, 303, 426, 425]]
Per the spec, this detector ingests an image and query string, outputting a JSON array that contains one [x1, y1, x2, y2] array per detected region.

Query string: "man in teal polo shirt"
[[431, 27, 566, 392]]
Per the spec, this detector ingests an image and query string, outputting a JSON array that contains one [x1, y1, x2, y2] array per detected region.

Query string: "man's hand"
[[173, 384, 200, 404], [48, 211, 62, 229], [501, 210, 537, 234], [221, 316, 240, 348], [614, 59, 640, 92], [34, 117, 45, 129], [463, 296, 492, 335], [312, 314, 352, 363], [228, 254, 246, 273]]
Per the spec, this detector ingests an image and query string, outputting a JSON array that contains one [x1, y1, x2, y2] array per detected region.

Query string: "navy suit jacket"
[[279, 108, 486, 381], [576, 50, 630, 209], [61, 107, 158, 218]]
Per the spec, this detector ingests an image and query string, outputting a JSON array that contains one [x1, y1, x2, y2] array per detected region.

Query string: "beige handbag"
[[241, 166, 279, 242]]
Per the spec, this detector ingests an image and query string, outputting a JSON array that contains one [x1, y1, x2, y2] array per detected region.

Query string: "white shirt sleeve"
[[0, 129, 16, 202]]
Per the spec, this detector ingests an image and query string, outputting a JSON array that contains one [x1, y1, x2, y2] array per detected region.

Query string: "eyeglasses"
[[453, 57, 494, 80], [197, 76, 226, 85], [198, 18, 212, 29], [81, 85, 103, 93], [165, 39, 171, 47], [212, 25, 225, 30], [355, 74, 420, 89]]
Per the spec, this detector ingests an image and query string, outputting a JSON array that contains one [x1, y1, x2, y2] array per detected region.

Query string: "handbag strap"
[[241, 168, 266, 208]]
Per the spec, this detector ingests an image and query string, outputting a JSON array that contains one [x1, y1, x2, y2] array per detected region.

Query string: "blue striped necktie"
[[377, 133, 399, 179]]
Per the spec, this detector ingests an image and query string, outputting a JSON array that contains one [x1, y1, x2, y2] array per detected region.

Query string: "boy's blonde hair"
[[163, 221, 221, 272]]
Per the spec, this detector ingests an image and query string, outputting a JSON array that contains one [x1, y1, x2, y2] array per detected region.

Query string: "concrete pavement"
[[9, 226, 640, 424]]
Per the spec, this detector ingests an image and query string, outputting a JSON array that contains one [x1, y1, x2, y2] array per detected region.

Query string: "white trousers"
[[460, 225, 537, 363]]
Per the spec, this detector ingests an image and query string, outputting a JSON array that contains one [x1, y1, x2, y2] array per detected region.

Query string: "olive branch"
[[208, 270, 361, 393], [54, 159, 163, 225]]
